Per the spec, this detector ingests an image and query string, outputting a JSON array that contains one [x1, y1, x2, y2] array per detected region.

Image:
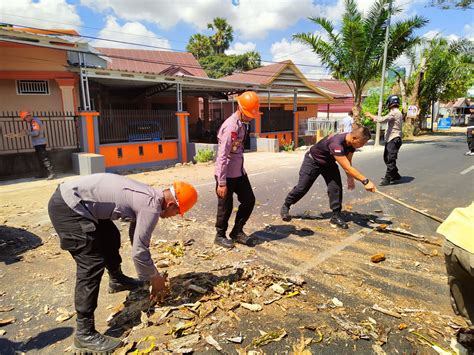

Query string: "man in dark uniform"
[[465, 104, 474, 156], [48, 174, 198, 353], [214, 91, 260, 248], [280, 124, 376, 229]]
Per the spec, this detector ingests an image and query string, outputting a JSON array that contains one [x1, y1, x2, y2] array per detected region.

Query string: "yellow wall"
[[0, 79, 65, 112]]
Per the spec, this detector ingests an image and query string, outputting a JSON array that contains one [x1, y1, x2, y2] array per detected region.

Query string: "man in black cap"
[[365, 95, 403, 186], [280, 124, 376, 229]]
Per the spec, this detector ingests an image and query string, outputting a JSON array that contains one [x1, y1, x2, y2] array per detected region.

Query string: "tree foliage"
[[207, 17, 234, 54], [416, 38, 474, 123], [186, 34, 212, 59], [186, 17, 261, 78], [293, 0, 427, 120], [428, 0, 473, 9], [199, 52, 261, 78]]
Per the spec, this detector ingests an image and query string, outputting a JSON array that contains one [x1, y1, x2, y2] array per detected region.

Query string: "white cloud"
[[0, 0, 81, 29], [422, 29, 459, 42], [464, 24, 474, 40], [225, 41, 256, 55], [270, 37, 331, 80], [80, 0, 321, 40], [90, 17, 171, 50]]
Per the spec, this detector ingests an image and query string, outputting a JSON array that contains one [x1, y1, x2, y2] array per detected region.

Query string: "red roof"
[[311, 80, 354, 98], [96, 48, 208, 78], [221, 62, 288, 84]]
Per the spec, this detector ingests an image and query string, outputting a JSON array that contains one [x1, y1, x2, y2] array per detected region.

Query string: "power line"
[[3, 22, 330, 70]]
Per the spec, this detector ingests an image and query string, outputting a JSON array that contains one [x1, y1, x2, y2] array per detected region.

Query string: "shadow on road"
[[251, 224, 314, 245], [0, 326, 73, 354], [0, 225, 43, 265]]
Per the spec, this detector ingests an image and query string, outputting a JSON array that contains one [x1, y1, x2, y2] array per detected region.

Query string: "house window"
[[16, 80, 50, 95], [297, 107, 307, 112]]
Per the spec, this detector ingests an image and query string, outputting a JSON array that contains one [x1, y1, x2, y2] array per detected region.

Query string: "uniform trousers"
[[215, 174, 255, 236], [48, 187, 122, 320], [34, 144, 54, 176], [383, 137, 402, 180], [285, 152, 343, 212]]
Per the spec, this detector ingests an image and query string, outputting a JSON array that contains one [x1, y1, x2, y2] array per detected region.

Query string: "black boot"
[[108, 267, 145, 294], [280, 204, 292, 222], [214, 233, 234, 249], [379, 177, 392, 186], [74, 316, 122, 353], [230, 230, 256, 246], [330, 211, 348, 229]]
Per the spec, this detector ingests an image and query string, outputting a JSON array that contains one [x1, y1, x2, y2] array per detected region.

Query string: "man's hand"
[[150, 274, 168, 302], [364, 112, 375, 120], [347, 176, 355, 190], [364, 180, 376, 192], [216, 185, 227, 198]]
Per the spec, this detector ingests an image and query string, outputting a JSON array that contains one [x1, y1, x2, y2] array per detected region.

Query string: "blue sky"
[[1, 0, 472, 79]]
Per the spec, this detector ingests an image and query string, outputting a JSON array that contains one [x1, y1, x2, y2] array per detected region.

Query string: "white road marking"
[[460, 165, 474, 175]]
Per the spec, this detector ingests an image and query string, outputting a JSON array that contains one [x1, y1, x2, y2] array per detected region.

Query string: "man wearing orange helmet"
[[214, 91, 259, 248], [48, 173, 197, 353], [19, 111, 56, 179]]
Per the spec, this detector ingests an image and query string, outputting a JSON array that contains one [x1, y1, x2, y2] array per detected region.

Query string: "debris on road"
[[0, 317, 15, 326], [371, 253, 386, 263], [205, 334, 223, 351], [372, 304, 402, 319], [252, 329, 287, 347]]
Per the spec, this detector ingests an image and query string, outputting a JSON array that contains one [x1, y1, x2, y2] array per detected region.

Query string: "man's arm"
[[215, 125, 233, 187], [365, 111, 393, 124], [346, 152, 355, 190], [334, 155, 376, 192]]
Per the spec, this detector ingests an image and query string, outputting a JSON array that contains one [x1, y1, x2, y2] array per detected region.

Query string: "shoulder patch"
[[231, 131, 238, 140]]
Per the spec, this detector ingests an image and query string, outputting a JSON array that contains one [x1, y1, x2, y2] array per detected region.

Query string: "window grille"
[[16, 80, 50, 95]]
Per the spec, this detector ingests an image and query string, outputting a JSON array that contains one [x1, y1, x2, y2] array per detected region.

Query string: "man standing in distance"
[[20, 111, 56, 179], [214, 91, 259, 248], [281, 124, 376, 229], [365, 95, 403, 186]]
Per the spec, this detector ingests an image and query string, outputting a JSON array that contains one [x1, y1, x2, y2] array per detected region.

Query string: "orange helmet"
[[237, 91, 260, 119], [19, 111, 31, 120], [173, 181, 198, 215]]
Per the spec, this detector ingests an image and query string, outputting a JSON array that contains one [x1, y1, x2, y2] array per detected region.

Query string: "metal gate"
[[0, 111, 79, 154]]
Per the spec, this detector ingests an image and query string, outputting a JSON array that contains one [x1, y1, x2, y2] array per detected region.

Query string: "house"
[[216, 60, 334, 145], [311, 79, 356, 119], [440, 98, 472, 126], [0, 26, 88, 178]]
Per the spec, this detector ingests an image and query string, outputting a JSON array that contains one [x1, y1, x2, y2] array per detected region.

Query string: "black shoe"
[[457, 328, 474, 352], [74, 317, 122, 353], [280, 204, 291, 222], [379, 178, 392, 186], [108, 267, 145, 294], [330, 212, 348, 229], [392, 173, 402, 181], [214, 235, 234, 249], [230, 231, 256, 246]]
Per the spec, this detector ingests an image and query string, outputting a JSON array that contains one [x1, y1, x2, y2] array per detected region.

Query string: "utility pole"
[[375, 0, 393, 147]]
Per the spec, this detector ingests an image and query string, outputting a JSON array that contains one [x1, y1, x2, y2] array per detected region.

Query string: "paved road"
[[187, 133, 474, 353]]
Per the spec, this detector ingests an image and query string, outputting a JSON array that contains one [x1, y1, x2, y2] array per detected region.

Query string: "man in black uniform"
[[280, 124, 376, 229]]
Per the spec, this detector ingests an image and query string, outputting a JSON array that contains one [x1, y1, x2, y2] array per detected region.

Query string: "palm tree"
[[186, 34, 212, 59], [294, 0, 428, 119], [207, 17, 234, 55], [242, 51, 261, 70]]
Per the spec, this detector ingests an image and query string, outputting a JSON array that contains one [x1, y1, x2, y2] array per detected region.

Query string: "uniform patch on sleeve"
[[231, 131, 237, 140], [334, 148, 342, 153]]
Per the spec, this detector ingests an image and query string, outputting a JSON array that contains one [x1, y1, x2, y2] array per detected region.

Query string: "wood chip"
[[226, 336, 243, 344], [371, 253, 386, 263], [372, 304, 401, 319], [270, 284, 286, 295], [187, 284, 208, 294], [0, 317, 15, 326], [205, 335, 222, 351], [167, 333, 200, 352], [240, 303, 262, 312], [0, 306, 14, 312]]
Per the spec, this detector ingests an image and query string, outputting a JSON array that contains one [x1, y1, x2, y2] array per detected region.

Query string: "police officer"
[[19, 111, 56, 180], [214, 91, 259, 248], [48, 173, 198, 353], [280, 124, 376, 229], [365, 95, 403, 186]]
